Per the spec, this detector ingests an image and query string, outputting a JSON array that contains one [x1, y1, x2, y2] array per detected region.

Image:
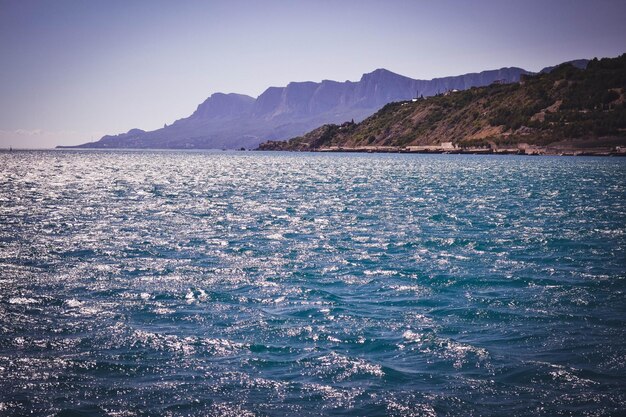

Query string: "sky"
[[1, 0, 625, 148]]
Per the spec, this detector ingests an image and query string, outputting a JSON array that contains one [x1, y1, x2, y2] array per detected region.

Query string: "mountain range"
[[62, 61, 588, 149], [258, 55, 625, 154]]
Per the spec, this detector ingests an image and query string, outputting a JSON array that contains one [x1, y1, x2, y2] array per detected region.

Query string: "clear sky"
[[1, 0, 625, 148]]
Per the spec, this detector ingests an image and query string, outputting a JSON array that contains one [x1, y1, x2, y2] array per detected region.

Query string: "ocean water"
[[0, 150, 625, 416]]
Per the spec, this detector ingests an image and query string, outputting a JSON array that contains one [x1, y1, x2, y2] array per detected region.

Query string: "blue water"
[[0, 150, 625, 416]]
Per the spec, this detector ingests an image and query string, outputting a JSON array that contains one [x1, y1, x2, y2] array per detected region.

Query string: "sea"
[[0, 150, 625, 416]]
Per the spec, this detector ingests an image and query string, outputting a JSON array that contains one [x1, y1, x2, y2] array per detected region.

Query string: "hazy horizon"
[[1, 0, 626, 148]]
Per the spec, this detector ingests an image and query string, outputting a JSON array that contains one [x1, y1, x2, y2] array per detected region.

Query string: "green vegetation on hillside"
[[259, 54, 626, 151]]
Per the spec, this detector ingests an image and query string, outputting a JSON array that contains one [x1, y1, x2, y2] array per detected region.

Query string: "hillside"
[[258, 55, 626, 155]]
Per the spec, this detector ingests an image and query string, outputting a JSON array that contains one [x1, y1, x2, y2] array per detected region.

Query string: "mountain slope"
[[258, 55, 626, 153], [62, 66, 534, 149]]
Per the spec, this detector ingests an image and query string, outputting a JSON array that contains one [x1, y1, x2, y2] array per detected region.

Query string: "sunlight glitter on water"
[[0, 150, 625, 416]]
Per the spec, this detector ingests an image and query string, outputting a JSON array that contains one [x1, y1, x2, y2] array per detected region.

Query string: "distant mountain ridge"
[[62, 60, 588, 149]]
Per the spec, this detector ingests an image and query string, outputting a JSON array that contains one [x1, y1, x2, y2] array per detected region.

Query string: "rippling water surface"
[[1, 150, 625, 416]]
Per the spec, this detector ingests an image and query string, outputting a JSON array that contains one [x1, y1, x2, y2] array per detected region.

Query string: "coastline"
[[258, 144, 626, 156], [4, 145, 624, 157]]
